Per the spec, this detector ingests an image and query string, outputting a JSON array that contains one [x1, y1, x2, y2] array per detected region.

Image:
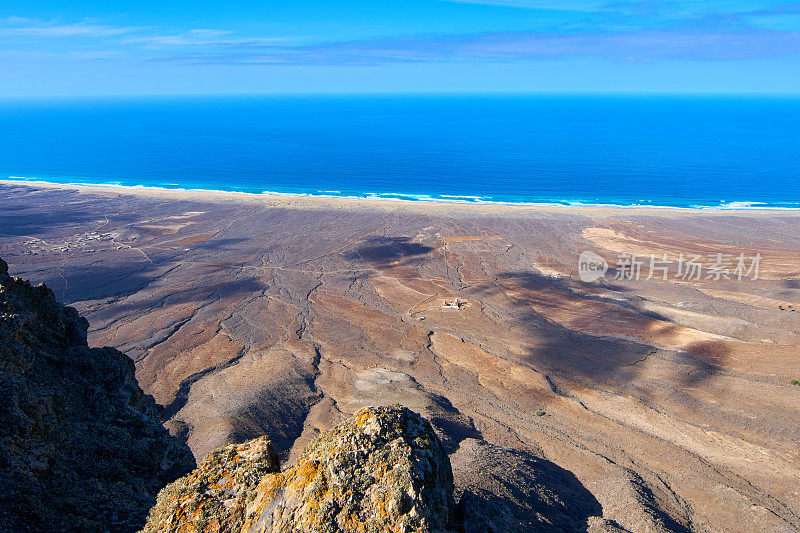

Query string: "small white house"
[[441, 298, 464, 310]]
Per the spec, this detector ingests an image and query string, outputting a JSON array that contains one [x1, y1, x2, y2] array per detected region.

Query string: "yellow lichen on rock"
[[141, 436, 280, 533], [142, 406, 454, 533]]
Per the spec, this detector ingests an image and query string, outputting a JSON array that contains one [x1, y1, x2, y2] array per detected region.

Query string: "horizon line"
[[2, 89, 800, 101]]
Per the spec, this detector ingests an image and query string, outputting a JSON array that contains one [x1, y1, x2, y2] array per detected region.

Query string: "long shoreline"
[[3, 178, 800, 217]]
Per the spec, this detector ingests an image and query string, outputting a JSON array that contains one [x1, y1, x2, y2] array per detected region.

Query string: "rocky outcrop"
[[142, 437, 281, 532], [0, 258, 196, 531], [143, 405, 454, 532]]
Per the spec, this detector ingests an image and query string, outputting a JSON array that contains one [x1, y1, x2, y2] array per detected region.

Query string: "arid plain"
[[2, 181, 799, 532]]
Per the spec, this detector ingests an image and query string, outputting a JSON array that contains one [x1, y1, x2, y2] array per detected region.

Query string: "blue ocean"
[[1, 95, 799, 208]]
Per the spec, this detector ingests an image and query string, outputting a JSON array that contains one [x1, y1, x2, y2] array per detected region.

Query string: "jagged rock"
[[0, 258, 196, 532], [141, 437, 280, 532], [144, 405, 454, 532]]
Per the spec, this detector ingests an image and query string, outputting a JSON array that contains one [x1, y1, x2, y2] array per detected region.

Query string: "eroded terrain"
[[2, 182, 799, 532]]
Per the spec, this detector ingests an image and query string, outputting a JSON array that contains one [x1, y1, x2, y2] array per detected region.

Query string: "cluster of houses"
[[20, 232, 117, 256]]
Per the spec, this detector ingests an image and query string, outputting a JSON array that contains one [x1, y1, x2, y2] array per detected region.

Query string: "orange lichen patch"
[[242, 472, 286, 528], [144, 407, 451, 532], [261, 472, 286, 499], [373, 462, 389, 478], [143, 437, 279, 533], [356, 410, 374, 428], [292, 457, 322, 487]]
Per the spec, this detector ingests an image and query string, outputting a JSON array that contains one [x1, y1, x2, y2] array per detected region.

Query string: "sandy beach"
[[2, 179, 800, 531], [6, 178, 800, 217]]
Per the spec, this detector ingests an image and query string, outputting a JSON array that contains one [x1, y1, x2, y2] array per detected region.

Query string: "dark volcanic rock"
[[144, 405, 454, 533], [0, 257, 196, 532]]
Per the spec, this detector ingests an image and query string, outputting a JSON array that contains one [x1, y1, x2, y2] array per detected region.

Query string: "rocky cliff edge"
[[0, 258, 196, 531]]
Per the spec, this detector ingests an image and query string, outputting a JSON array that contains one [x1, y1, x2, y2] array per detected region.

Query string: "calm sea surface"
[[1, 94, 799, 208]]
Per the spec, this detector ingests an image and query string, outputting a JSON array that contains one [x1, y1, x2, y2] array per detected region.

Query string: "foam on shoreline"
[[4, 176, 800, 211]]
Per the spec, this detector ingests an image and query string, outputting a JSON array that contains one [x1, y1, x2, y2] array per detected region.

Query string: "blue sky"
[[2, 0, 800, 96]]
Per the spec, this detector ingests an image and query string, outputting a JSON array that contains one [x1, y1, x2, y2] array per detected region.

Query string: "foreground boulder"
[[142, 437, 281, 531], [144, 405, 454, 532], [0, 258, 196, 531]]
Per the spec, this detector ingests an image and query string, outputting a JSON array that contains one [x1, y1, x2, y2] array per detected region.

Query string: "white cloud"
[[122, 29, 294, 48], [0, 17, 143, 38]]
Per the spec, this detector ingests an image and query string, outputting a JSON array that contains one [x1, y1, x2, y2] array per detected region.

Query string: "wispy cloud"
[[3, 3, 800, 67], [122, 29, 292, 48], [148, 27, 800, 65], [0, 16, 143, 38]]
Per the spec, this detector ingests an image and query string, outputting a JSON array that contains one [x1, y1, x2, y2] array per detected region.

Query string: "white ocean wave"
[[4, 176, 800, 210]]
